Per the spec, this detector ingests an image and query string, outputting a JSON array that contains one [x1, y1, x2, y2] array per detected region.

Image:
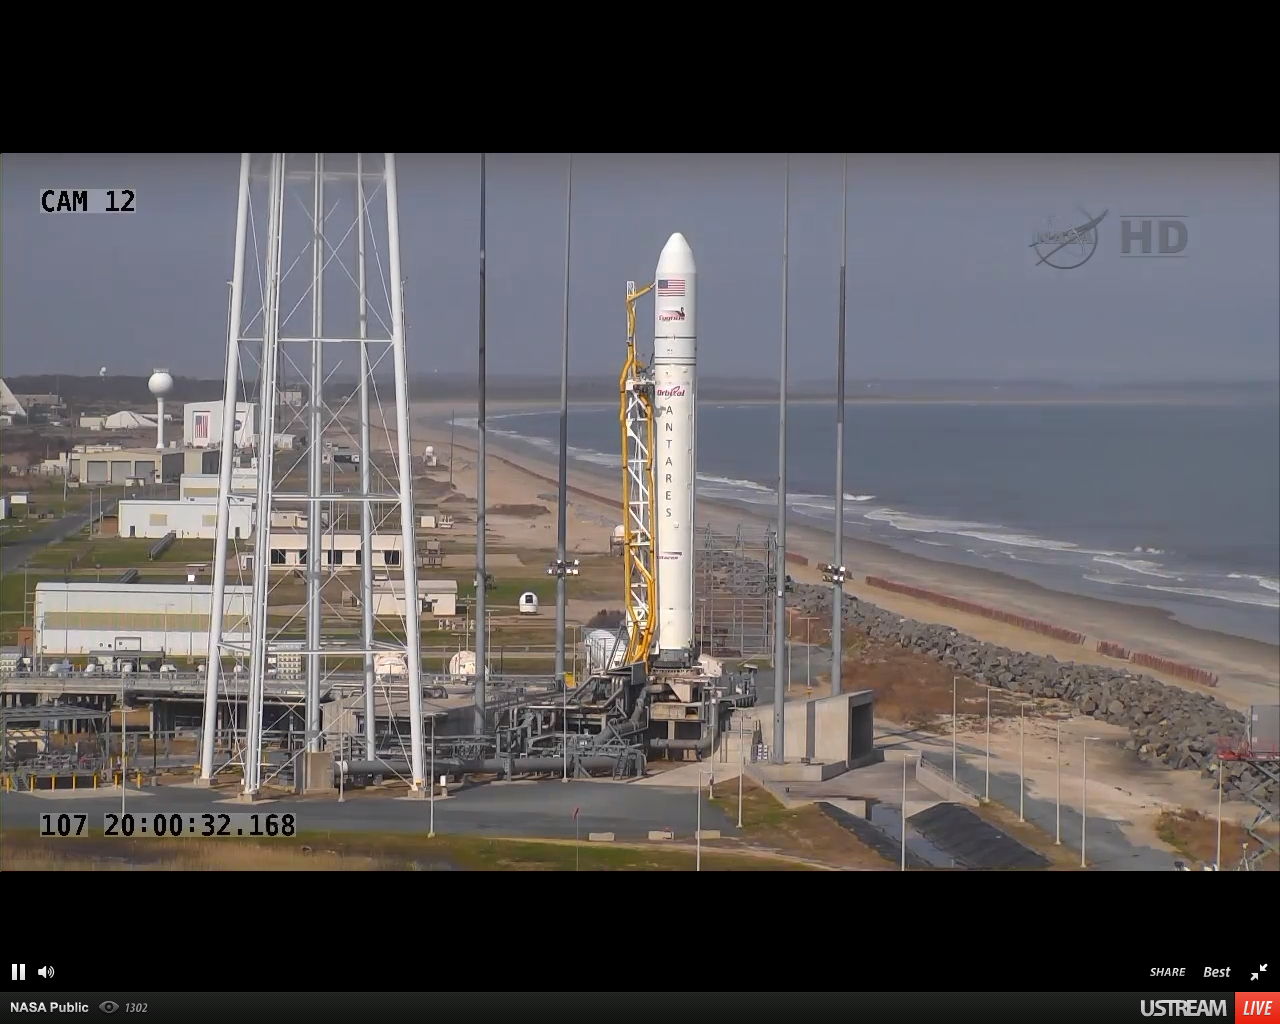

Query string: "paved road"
[[1, 497, 120, 575], [0, 778, 738, 842]]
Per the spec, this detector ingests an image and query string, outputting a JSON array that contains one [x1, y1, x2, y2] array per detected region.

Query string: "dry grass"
[[1155, 809, 1274, 869], [832, 637, 995, 729], [709, 779, 891, 870]]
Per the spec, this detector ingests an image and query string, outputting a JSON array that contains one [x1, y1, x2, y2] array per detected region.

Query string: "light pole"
[[1019, 702, 1030, 821], [984, 686, 992, 801], [546, 556, 579, 783], [819, 562, 847, 699], [805, 617, 811, 693], [697, 768, 713, 871], [738, 738, 745, 829], [1081, 736, 1099, 868], [952, 676, 959, 785], [1055, 718, 1062, 844], [429, 712, 436, 839], [1215, 757, 1223, 871]]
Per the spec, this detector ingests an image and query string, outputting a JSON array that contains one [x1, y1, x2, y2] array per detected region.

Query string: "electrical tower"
[[198, 153, 426, 798]]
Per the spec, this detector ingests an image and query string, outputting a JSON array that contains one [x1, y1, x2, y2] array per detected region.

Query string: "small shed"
[[518, 591, 539, 615]]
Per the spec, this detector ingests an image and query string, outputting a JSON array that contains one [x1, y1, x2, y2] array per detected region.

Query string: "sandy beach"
[[405, 399, 1278, 714]]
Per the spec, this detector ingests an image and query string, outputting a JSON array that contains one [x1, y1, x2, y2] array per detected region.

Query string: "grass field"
[[0, 827, 814, 871]]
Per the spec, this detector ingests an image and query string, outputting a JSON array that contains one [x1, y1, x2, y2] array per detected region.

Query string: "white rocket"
[[653, 232, 697, 665]]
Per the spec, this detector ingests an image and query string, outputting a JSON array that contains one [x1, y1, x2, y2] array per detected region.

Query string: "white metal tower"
[[198, 153, 426, 798]]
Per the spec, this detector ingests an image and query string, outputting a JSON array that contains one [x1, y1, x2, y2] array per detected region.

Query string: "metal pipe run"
[[341, 756, 628, 777]]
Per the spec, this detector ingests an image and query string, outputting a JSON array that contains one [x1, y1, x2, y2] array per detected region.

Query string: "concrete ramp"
[[907, 803, 1050, 870], [818, 802, 930, 869]]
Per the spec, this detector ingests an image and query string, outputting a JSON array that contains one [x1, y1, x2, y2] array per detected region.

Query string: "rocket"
[[653, 232, 697, 665]]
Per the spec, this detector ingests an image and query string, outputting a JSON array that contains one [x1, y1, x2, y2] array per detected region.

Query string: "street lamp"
[[1081, 735, 1100, 868], [1055, 718, 1062, 845], [429, 712, 436, 839], [952, 676, 959, 785], [1215, 756, 1223, 871], [1019, 702, 1034, 822], [546, 555, 579, 785], [985, 686, 992, 801], [900, 751, 920, 871], [696, 768, 713, 872], [818, 563, 846, 699]]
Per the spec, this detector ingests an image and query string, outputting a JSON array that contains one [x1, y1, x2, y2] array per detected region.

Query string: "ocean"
[[456, 401, 1280, 645]]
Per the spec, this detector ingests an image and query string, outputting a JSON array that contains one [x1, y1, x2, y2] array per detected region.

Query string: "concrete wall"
[[782, 689, 878, 769]]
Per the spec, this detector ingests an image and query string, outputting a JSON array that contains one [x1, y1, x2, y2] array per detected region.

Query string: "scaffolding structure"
[[1216, 703, 1279, 871], [692, 524, 778, 659], [199, 153, 427, 798]]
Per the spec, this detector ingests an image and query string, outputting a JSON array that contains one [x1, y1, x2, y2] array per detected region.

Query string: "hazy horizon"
[[3, 153, 1277, 383]]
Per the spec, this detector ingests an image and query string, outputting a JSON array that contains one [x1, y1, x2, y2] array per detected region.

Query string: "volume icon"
[[37, 966, 54, 979]]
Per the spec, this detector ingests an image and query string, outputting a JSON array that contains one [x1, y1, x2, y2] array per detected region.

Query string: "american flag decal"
[[657, 278, 685, 296]]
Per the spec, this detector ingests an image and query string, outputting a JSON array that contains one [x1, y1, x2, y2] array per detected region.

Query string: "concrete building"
[[34, 582, 252, 659], [117, 496, 254, 540], [79, 415, 106, 430], [179, 470, 257, 499], [104, 410, 157, 430], [184, 399, 257, 449], [257, 530, 404, 570], [67, 445, 211, 484], [368, 579, 457, 617]]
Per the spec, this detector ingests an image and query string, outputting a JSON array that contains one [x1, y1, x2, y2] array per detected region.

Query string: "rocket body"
[[653, 232, 697, 664]]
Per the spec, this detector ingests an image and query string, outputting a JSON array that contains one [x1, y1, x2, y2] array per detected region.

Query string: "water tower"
[[148, 369, 174, 450]]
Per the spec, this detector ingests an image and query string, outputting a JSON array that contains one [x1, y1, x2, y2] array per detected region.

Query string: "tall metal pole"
[[985, 687, 991, 801], [305, 153, 325, 759], [474, 153, 488, 734], [199, 152, 251, 784], [357, 153, 377, 764], [429, 714, 436, 838], [952, 676, 958, 785], [1055, 719, 1062, 844], [771, 155, 790, 766], [1081, 738, 1089, 868], [385, 153, 426, 791], [556, 153, 573, 780], [243, 153, 286, 797], [1215, 758, 1223, 870], [900, 753, 907, 871], [449, 410, 455, 485], [831, 153, 848, 698], [1019, 704, 1026, 821]]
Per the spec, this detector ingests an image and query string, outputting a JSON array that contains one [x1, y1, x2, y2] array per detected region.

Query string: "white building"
[[258, 530, 404, 570], [117, 496, 254, 540], [368, 579, 457, 617], [79, 415, 106, 430], [104, 410, 158, 430], [184, 400, 257, 449], [34, 582, 252, 659]]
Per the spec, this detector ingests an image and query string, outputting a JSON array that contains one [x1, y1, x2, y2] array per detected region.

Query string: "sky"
[[2, 152, 1277, 383]]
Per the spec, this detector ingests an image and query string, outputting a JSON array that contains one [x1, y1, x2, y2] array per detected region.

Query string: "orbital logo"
[[656, 386, 686, 397], [1138, 999, 1229, 1017], [658, 307, 686, 321]]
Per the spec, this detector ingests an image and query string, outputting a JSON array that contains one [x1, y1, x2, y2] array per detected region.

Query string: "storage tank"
[[518, 591, 539, 615], [582, 629, 627, 675]]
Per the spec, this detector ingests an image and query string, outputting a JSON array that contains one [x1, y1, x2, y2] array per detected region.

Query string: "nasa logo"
[[657, 307, 686, 321], [656, 386, 686, 397]]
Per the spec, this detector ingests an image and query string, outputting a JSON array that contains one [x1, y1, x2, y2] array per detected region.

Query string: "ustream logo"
[[1140, 1000, 1229, 1017]]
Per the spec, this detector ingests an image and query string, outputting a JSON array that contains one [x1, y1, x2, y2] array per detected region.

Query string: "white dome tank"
[[582, 629, 627, 675], [148, 369, 174, 396]]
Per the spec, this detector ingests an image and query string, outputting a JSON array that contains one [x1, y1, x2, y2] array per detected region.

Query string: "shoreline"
[[407, 400, 1278, 711]]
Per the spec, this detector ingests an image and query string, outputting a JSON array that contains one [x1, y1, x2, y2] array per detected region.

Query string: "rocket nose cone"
[[657, 232, 695, 275]]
